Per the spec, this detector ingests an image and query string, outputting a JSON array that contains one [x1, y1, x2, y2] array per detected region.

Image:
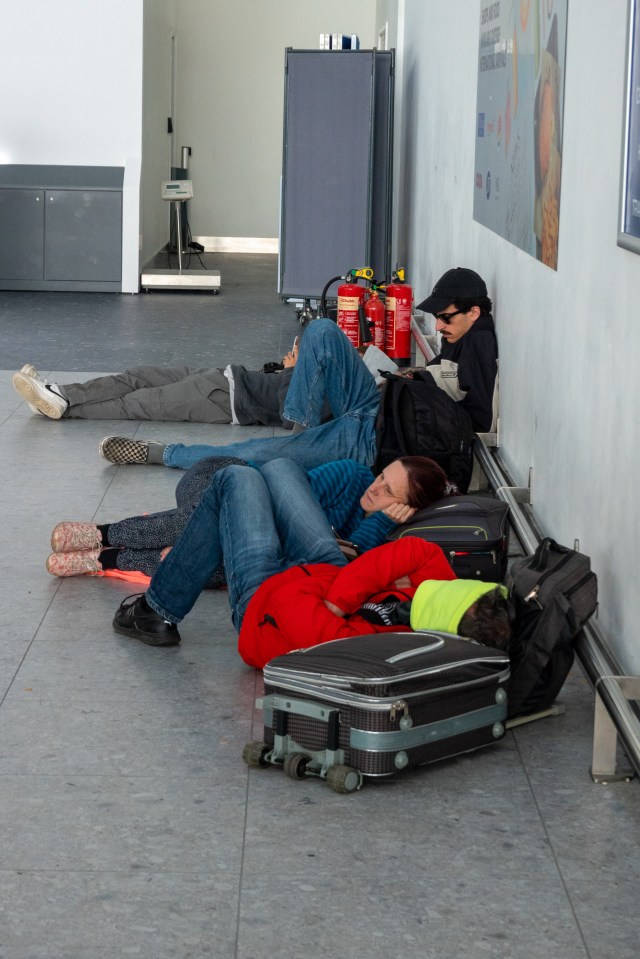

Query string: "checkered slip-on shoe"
[[98, 435, 160, 465]]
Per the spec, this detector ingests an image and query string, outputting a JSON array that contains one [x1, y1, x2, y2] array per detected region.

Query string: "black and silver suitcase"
[[386, 494, 510, 581], [243, 632, 510, 793]]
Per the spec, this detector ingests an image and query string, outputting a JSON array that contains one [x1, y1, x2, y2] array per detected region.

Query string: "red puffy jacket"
[[238, 537, 456, 668]]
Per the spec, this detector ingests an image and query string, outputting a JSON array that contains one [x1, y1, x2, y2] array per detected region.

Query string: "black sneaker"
[[112, 593, 181, 647]]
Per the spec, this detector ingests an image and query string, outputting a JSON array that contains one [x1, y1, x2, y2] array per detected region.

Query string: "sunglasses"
[[433, 309, 464, 324]]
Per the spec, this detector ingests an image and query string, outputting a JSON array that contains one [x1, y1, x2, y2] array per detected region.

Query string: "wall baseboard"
[[193, 236, 279, 254]]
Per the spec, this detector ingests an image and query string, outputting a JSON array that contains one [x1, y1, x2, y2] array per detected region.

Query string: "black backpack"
[[374, 371, 475, 493], [506, 538, 598, 718]]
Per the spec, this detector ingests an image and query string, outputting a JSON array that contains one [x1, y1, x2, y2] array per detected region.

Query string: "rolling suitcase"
[[386, 494, 510, 582], [243, 632, 510, 793]]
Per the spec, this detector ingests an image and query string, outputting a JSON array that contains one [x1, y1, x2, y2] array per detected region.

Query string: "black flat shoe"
[[112, 593, 181, 647]]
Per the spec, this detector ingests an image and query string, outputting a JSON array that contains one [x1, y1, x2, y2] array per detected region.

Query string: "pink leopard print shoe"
[[46, 549, 103, 578], [51, 522, 102, 553]]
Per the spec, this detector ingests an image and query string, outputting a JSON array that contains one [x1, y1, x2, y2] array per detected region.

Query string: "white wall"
[[173, 0, 377, 243], [0, 0, 144, 292], [141, 0, 178, 265], [397, 0, 639, 673]]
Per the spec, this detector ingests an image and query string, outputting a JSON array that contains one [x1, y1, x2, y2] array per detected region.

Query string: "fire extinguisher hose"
[[319, 275, 345, 319]]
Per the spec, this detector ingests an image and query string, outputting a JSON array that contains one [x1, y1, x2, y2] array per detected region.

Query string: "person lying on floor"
[[46, 455, 453, 579], [12, 343, 300, 426], [109, 458, 510, 667], [97, 267, 498, 470]]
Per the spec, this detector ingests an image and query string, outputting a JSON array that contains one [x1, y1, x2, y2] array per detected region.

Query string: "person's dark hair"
[[396, 456, 453, 510], [457, 587, 512, 651], [452, 295, 493, 315]]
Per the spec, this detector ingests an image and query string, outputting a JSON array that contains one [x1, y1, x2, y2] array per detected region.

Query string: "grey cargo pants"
[[59, 366, 232, 422]]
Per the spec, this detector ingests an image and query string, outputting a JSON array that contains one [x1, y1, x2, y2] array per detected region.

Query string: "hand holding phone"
[[282, 336, 300, 369]]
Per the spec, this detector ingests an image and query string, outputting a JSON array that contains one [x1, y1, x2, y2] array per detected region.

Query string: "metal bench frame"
[[474, 437, 640, 784]]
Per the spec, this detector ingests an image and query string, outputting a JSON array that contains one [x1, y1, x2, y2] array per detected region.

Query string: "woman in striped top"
[[45, 455, 452, 584]]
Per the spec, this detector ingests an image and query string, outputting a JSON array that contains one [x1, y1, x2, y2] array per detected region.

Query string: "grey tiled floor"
[[1, 260, 638, 958]]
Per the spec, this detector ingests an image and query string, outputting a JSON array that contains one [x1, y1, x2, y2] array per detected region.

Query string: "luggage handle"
[[386, 636, 445, 664], [530, 536, 570, 572]]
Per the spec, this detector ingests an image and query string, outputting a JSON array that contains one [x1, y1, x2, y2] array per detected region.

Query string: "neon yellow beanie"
[[409, 580, 509, 634]]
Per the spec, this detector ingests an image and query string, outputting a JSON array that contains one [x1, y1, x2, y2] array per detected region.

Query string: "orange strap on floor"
[[90, 568, 152, 586]]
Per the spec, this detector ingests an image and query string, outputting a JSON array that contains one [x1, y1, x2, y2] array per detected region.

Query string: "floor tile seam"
[[0, 406, 25, 429], [0, 865, 243, 878], [2, 695, 257, 705], [0, 768, 250, 778], [0, 601, 64, 708], [0, 777, 252, 790], [0, 454, 130, 707], [233, 669, 263, 959], [510, 727, 594, 956]]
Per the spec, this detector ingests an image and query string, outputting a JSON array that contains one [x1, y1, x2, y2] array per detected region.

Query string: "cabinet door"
[[44, 190, 122, 282], [0, 189, 44, 279], [279, 50, 376, 300]]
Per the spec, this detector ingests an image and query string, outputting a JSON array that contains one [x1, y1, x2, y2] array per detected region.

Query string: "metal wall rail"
[[474, 436, 640, 783]]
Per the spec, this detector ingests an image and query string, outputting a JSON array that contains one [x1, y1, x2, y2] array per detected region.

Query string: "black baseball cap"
[[417, 268, 488, 314]]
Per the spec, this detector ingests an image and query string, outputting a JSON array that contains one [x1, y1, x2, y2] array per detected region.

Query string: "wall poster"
[[618, 0, 640, 254], [473, 0, 568, 270]]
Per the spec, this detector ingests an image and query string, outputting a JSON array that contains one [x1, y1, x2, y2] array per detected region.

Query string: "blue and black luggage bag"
[[386, 494, 510, 582], [243, 632, 510, 793]]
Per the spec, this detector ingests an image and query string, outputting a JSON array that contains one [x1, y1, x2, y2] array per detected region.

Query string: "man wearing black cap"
[[416, 267, 498, 434], [99, 268, 497, 473]]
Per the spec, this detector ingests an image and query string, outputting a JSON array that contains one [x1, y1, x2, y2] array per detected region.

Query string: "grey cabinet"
[[0, 165, 123, 291], [0, 189, 44, 280], [278, 49, 394, 300]]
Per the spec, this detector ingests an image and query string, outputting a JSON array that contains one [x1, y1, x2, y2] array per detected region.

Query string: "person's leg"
[[62, 367, 195, 408], [105, 509, 191, 550], [173, 456, 246, 508], [145, 465, 283, 624], [105, 456, 247, 550], [145, 460, 347, 629], [283, 319, 380, 427], [220, 461, 346, 630], [162, 411, 379, 471], [114, 546, 225, 589], [258, 458, 346, 567], [64, 369, 232, 422]]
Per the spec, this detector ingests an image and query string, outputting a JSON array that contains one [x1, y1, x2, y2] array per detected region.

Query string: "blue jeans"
[[146, 459, 346, 630], [163, 320, 381, 471]]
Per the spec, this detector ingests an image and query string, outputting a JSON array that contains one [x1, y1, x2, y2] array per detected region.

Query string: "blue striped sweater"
[[307, 459, 396, 553]]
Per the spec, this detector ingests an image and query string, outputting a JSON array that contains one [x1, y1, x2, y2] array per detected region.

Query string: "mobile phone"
[[292, 335, 299, 351]]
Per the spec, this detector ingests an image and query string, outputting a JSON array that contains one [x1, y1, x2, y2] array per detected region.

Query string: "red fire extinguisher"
[[337, 279, 366, 348], [336, 269, 374, 348], [363, 290, 385, 351], [384, 269, 413, 365]]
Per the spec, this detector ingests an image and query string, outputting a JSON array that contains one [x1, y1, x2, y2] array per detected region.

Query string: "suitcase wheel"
[[283, 752, 310, 780], [242, 740, 271, 769], [325, 764, 362, 794]]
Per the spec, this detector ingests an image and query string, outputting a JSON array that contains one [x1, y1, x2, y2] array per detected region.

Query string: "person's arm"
[[455, 331, 498, 433], [348, 511, 398, 552], [325, 538, 456, 615], [242, 540, 456, 666]]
